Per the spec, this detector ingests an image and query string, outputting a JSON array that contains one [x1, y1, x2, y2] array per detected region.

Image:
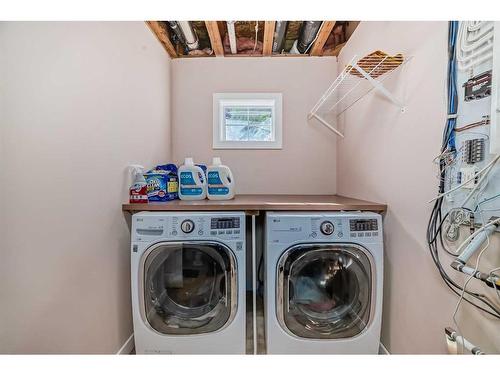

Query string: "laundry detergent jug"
[[178, 157, 207, 200], [207, 157, 235, 200]]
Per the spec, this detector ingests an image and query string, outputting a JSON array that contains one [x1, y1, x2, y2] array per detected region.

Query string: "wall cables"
[[452, 232, 491, 354], [427, 198, 500, 319], [426, 21, 500, 321], [443, 21, 459, 154]]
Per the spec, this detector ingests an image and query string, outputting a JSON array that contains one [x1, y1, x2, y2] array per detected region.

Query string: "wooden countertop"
[[122, 195, 387, 213]]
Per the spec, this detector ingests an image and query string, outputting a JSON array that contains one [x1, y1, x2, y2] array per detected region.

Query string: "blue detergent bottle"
[[178, 157, 207, 200], [207, 157, 235, 200]]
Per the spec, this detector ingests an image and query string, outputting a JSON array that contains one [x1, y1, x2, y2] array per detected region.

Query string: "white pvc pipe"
[[457, 225, 496, 264], [177, 21, 199, 50], [227, 21, 237, 54], [455, 217, 500, 256]]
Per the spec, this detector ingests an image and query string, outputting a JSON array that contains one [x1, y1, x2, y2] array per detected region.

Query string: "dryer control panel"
[[348, 218, 380, 240], [267, 212, 382, 245]]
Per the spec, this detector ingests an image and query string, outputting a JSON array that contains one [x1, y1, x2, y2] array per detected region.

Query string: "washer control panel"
[[211, 217, 240, 230], [349, 218, 378, 232], [132, 213, 245, 242]]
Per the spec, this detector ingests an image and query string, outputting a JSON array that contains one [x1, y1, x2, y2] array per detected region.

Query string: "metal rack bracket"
[[351, 61, 406, 112], [308, 53, 411, 137]]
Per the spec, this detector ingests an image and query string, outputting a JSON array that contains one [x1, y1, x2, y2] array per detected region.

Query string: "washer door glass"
[[142, 242, 237, 335], [277, 244, 373, 339]]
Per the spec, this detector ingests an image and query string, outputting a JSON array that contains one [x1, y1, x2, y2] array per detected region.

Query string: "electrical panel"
[[434, 22, 500, 335], [443, 21, 500, 227]]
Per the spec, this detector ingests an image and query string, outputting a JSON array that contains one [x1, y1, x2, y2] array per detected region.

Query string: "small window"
[[213, 93, 282, 149]]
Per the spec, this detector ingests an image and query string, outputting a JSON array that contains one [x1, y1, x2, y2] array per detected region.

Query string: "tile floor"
[[246, 292, 266, 354]]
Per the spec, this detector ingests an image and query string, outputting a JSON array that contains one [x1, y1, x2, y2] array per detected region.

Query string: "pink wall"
[[337, 21, 500, 353], [0, 22, 171, 353], [2, 21, 498, 355], [171, 57, 338, 194]]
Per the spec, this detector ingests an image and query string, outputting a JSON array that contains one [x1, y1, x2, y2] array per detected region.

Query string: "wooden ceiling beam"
[[310, 21, 336, 56], [263, 21, 276, 56], [146, 21, 177, 58], [205, 21, 224, 57]]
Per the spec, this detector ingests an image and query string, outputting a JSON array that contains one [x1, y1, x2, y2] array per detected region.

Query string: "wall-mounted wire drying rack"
[[308, 51, 412, 137]]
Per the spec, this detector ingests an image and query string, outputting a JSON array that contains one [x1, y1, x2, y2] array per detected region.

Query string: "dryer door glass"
[[277, 244, 373, 339], [142, 242, 237, 335]]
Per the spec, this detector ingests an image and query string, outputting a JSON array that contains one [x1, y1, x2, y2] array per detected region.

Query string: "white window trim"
[[213, 92, 283, 149]]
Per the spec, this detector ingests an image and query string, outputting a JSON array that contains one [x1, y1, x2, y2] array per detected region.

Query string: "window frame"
[[212, 92, 283, 149]]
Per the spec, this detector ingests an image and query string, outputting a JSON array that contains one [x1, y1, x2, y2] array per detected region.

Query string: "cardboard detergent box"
[[144, 164, 178, 201]]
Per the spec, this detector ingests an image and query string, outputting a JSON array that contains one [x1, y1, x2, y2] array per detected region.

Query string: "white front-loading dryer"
[[131, 211, 246, 354], [265, 211, 383, 354]]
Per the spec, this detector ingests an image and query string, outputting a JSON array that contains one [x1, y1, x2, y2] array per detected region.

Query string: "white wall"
[[171, 57, 338, 194], [337, 21, 500, 354], [0, 22, 171, 353]]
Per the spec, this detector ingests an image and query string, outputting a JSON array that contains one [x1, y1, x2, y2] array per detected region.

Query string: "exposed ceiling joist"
[[146, 21, 177, 58], [146, 20, 358, 59], [310, 21, 336, 56], [205, 21, 224, 57], [262, 21, 276, 56]]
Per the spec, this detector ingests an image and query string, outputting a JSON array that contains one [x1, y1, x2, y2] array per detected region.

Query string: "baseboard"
[[116, 334, 134, 355], [379, 342, 390, 355], [116, 333, 386, 355]]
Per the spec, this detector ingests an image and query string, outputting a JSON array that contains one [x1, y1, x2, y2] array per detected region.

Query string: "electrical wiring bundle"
[[427, 21, 500, 321]]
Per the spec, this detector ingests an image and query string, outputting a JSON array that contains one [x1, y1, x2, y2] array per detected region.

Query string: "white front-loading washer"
[[131, 211, 246, 354], [265, 211, 383, 354]]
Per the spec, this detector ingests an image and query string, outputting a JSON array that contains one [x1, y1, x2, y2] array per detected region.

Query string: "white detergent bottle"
[[178, 157, 207, 200], [207, 157, 235, 200]]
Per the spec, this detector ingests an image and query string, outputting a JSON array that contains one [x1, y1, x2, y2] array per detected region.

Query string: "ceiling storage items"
[[146, 21, 359, 58], [308, 50, 411, 137]]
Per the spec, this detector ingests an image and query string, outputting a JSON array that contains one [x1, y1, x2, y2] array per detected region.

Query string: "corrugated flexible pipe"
[[272, 21, 288, 53], [168, 21, 186, 45], [297, 21, 323, 53]]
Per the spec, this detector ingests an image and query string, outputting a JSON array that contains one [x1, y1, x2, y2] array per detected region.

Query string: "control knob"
[[180, 219, 195, 234], [320, 221, 334, 235]]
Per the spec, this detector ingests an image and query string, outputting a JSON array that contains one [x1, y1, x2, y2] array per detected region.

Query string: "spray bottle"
[[129, 165, 148, 203]]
